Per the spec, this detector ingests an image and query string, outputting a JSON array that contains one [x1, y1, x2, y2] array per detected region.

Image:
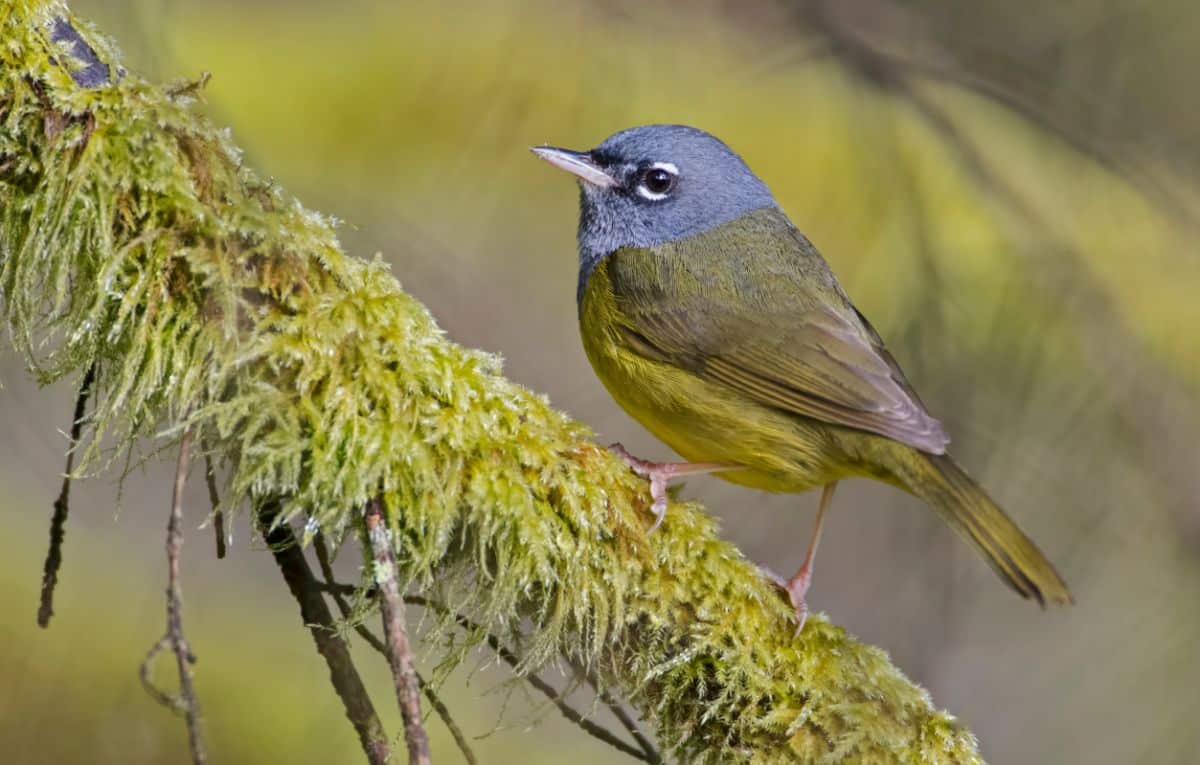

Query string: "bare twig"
[[37, 363, 95, 627], [138, 429, 207, 764], [565, 658, 661, 764], [406, 595, 654, 763], [314, 534, 386, 651], [606, 698, 659, 763], [139, 637, 175, 707], [168, 430, 206, 765], [315, 533, 479, 765], [313, 578, 364, 598], [203, 452, 225, 559], [417, 674, 478, 765], [365, 497, 431, 765], [259, 503, 391, 764]]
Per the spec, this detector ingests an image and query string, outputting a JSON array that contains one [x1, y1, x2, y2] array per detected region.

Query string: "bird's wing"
[[607, 224, 950, 454]]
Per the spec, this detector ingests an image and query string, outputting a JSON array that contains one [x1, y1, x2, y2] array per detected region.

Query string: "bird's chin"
[[579, 180, 608, 197]]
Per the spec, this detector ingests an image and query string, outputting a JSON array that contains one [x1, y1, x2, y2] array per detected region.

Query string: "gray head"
[[532, 125, 777, 297]]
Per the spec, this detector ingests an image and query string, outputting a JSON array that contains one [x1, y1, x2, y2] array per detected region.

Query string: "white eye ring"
[[636, 162, 679, 200]]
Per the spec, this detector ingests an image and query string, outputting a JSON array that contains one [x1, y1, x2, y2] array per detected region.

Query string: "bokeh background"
[[3, 0, 1199, 762]]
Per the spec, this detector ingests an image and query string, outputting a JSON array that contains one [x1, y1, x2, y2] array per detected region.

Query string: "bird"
[[531, 124, 1072, 633]]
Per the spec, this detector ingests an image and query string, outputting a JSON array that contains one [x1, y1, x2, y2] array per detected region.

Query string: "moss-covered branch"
[[0, 2, 983, 762]]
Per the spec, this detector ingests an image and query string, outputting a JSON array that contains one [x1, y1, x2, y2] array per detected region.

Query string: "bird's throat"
[[576, 245, 611, 311]]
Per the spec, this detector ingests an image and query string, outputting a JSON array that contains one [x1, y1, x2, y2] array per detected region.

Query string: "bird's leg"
[[765, 482, 838, 636], [608, 443, 730, 533]]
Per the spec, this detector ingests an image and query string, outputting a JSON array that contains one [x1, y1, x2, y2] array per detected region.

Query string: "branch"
[[37, 362, 95, 627], [315, 535, 479, 765], [417, 675, 477, 765], [564, 657, 661, 764], [139, 428, 206, 765], [203, 451, 226, 559], [313, 535, 387, 657], [258, 504, 391, 764], [168, 430, 205, 764], [602, 694, 660, 764], [1, 4, 984, 762], [365, 497, 431, 765]]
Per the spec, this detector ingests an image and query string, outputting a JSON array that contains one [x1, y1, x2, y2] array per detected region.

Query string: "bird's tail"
[[904, 452, 1072, 606]]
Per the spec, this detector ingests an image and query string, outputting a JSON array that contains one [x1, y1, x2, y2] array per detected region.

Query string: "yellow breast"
[[578, 256, 837, 493]]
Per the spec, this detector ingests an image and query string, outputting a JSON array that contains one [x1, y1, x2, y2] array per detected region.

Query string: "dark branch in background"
[[37, 362, 95, 628], [259, 504, 391, 765], [365, 497, 431, 765], [203, 452, 225, 559], [795, 0, 1199, 228], [798, 0, 1200, 550], [139, 429, 207, 765], [898, 54, 1199, 229], [314, 533, 479, 765], [791, 3, 1060, 233], [406, 595, 656, 764]]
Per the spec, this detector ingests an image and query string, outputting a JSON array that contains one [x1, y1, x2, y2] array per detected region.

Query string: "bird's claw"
[[760, 564, 812, 637], [607, 442, 727, 534], [647, 493, 669, 533], [609, 442, 669, 533]]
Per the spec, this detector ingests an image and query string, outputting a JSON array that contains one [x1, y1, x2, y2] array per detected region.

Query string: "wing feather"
[[608, 233, 950, 454]]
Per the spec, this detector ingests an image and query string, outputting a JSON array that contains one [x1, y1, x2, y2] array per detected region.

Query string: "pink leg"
[[764, 482, 838, 636], [608, 443, 730, 533]]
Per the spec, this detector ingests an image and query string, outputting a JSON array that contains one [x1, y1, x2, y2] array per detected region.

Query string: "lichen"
[[0, 2, 984, 762]]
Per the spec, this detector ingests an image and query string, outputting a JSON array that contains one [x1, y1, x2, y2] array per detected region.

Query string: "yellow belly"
[[579, 265, 844, 494]]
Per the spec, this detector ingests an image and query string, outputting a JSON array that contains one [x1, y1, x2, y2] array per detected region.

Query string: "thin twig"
[[203, 452, 225, 559], [139, 637, 175, 707], [140, 428, 207, 764], [407, 595, 654, 763], [313, 577, 363, 598], [168, 430, 206, 764], [314, 533, 387, 652], [416, 677, 478, 765], [315, 533, 479, 765], [604, 696, 659, 763], [365, 497, 431, 765], [37, 363, 95, 627], [260, 503, 391, 764], [565, 657, 661, 764]]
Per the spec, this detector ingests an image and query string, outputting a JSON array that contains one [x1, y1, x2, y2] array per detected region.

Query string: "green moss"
[[0, 1, 983, 762]]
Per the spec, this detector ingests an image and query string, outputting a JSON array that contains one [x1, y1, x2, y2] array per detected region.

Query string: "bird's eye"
[[644, 169, 674, 193], [636, 164, 678, 199]]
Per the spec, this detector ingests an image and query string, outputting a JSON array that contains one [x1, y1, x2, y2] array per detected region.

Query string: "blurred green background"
[[3, 0, 1199, 762]]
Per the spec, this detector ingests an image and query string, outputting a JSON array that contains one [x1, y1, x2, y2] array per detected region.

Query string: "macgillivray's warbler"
[[532, 124, 1071, 633]]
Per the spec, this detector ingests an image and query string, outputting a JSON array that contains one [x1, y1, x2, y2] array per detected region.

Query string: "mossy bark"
[[0, 1, 984, 762]]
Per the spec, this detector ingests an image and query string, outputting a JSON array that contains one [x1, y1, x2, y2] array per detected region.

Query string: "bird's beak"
[[530, 146, 616, 188]]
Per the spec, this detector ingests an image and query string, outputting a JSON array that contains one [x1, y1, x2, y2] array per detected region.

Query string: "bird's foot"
[[761, 563, 813, 637], [607, 443, 728, 533]]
